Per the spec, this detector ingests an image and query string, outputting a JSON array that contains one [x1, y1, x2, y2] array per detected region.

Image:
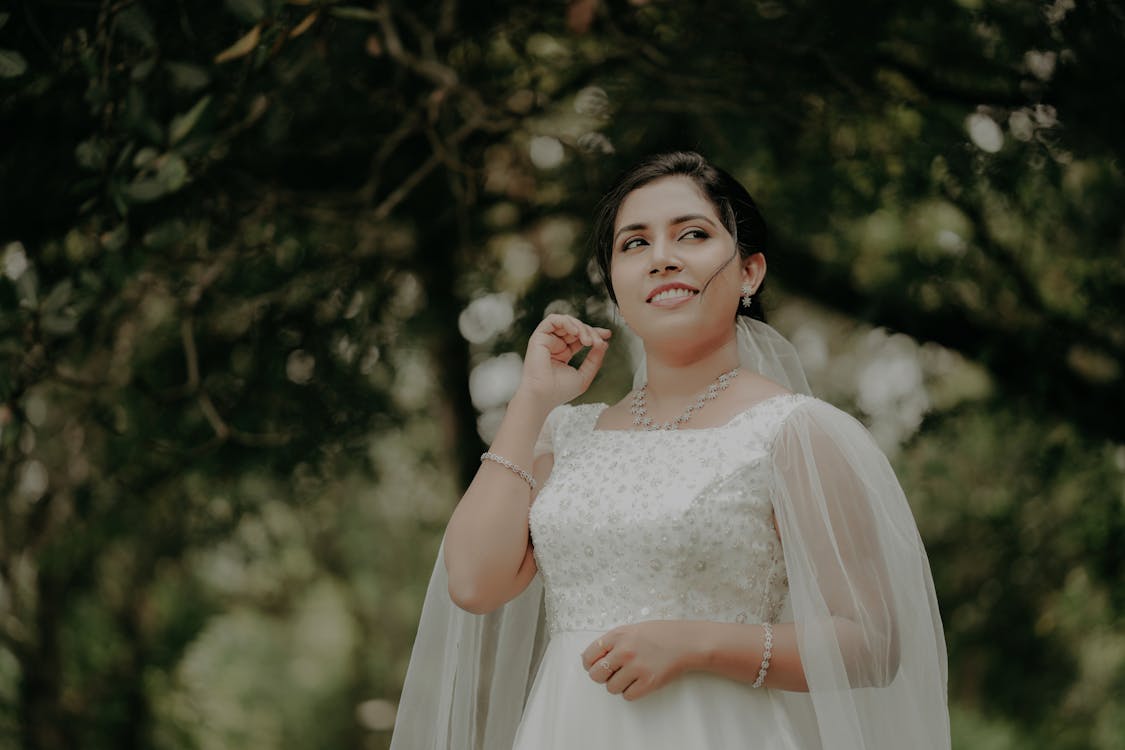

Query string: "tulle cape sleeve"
[[388, 408, 564, 749], [767, 398, 950, 749], [388, 544, 547, 750]]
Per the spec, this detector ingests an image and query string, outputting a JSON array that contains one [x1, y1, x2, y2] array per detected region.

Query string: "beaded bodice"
[[529, 394, 808, 635]]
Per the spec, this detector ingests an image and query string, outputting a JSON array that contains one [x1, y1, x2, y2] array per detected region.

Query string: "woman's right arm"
[[444, 314, 611, 614]]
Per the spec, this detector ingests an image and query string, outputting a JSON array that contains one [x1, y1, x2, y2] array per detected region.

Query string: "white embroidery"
[[529, 396, 805, 634]]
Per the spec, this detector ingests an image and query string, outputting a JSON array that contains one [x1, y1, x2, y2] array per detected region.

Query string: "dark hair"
[[590, 151, 768, 322]]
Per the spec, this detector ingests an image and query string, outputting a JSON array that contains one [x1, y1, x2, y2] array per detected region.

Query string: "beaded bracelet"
[[480, 452, 537, 491], [752, 622, 773, 688]]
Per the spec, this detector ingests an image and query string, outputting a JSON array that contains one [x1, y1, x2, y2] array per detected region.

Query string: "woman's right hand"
[[519, 314, 612, 407]]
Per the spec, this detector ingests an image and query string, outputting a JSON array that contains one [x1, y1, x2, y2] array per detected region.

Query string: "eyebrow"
[[614, 214, 719, 241]]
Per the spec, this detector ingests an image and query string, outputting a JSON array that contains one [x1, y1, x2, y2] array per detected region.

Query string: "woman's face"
[[609, 176, 757, 345]]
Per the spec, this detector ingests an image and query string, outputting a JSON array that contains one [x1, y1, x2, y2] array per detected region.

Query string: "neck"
[[641, 330, 740, 406]]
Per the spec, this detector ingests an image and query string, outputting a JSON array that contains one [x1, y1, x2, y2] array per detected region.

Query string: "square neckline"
[[588, 392, 803, 434]]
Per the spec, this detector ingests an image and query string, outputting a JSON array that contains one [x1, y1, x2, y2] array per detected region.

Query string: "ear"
[[741, 252, 766, 292]]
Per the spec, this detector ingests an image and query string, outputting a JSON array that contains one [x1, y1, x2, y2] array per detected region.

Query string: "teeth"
[[650, 288, 697, 302]]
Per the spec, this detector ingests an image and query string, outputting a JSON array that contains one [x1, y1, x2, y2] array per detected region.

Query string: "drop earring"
[[740, 283, 754, 308]]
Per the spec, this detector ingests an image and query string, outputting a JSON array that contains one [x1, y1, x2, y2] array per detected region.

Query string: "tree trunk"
[[19, 569, 69, 750]]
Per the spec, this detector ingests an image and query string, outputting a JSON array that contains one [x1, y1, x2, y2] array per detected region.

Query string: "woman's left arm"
[[581, 619, 807, 700]]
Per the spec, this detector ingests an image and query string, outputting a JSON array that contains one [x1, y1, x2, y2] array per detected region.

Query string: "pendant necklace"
[[630, 367, 740, 430]]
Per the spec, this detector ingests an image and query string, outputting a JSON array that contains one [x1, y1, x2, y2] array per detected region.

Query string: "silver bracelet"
[[752, 622, 773, 688], [480, 452, 537, 491]]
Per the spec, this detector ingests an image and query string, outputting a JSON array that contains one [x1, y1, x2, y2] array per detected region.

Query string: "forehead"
[[615, 176, 719, 230]]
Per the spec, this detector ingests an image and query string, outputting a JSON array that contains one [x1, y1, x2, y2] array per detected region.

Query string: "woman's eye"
[[680, 229, 709, 241], [621, 237, 647, 251]]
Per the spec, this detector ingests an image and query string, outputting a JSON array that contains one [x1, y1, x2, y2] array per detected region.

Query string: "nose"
[[647, 236, 681, 275]]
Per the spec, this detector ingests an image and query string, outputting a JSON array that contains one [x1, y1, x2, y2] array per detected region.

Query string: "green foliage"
[[0, 0, 1122, 748]]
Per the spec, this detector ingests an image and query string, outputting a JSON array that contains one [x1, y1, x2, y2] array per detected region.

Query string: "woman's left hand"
[[581, 621, 702, 701]]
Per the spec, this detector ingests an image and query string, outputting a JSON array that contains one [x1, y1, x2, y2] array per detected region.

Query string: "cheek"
[[608, 259, 632, 299]]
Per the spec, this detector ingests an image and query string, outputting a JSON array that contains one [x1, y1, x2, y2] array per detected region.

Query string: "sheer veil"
[[632, 317, 811, 394], [390, 318, 949, 750]]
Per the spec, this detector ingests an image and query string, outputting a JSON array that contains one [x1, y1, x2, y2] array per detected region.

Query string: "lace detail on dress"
[[529, 395, 807, 634]]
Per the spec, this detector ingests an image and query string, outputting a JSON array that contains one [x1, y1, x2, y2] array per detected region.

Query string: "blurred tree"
[[0, 0, 1122, 748]]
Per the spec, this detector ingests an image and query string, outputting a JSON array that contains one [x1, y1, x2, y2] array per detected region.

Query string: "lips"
[[646, 283, 699, 303]]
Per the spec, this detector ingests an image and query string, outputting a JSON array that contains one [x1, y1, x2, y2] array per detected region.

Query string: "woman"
[[391, 152, 950, 749]]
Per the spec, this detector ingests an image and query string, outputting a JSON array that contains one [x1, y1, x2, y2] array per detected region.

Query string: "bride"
[[391, 152, 950, 749]]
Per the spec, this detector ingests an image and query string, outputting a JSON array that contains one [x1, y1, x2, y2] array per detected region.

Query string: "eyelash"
[[619, 229, 710, 252]]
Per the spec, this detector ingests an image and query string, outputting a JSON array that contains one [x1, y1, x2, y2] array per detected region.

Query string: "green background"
[[1, 0, 1123, 747]]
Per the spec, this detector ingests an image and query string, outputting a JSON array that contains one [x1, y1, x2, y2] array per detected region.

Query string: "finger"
[[538, 314, 568, 336], [542, 328, 585, 359], [561, 337, 589, 363], [581, 634, 612, 669], [605, 667, 638, 695], [549, 324, 580, 346], [588, 658, 616, 685], [581, 639, 606, 669], [576, 336, 608, 383], [580, 643, 597, 670], [575, 321, 593, 347], [622, 677, 649, 702], [557, 315, 600, 344], [558, 316, 583, 341], [542, 315, 579, 342]]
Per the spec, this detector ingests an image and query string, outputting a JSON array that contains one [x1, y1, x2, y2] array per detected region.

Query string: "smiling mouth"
[[648, 288, 699, 303]]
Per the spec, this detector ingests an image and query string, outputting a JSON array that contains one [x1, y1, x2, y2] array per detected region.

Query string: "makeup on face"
[[610, 177, 745, 324]]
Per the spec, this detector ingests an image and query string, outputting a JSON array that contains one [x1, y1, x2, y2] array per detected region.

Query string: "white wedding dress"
[[514, 395, 810, 749], [391, 389, 950, 750]]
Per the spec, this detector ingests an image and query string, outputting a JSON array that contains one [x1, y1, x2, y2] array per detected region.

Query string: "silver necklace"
[[630, 367, 740, 430]]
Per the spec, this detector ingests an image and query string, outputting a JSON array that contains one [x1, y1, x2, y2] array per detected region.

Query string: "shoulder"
[[546, 402, 607, 438], [777, 397, 872, 438], [770, 397, 892, 471], [590, 393, 636, 431]]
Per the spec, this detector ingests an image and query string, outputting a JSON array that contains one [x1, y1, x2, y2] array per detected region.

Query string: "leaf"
[[15, 268, 38, 307], [111, 186, 129, 216], [169, 95, 212, 145], [0, 49, 27, 78], [130, 56, 157, 81], [165, 61, 210, 92], [42, 279, 73, 314], [64, 229, 97, 263], [156, 154, 189, 192], [132, 147, 159, 169], [122, 178, 167, 203], [123, 85, 164, 144], [0, 13, 9, 31], [115, 4, 157, 49], [328, 6, 383, 22], [75, 138, 109, 171], [100, 224, 129, 252], [289, 10, 320, 39], [225, 0, 266, 23], [245, 94, 270, 126], [114, 142, 136, 170], [1, 242, 29, 282], [143, 220, 188, 250], [215, 24, 262, 63], [41, 313, 78, 336]]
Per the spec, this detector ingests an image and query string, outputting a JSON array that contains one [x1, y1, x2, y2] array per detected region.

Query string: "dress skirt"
[[511, 630, 811, 750]]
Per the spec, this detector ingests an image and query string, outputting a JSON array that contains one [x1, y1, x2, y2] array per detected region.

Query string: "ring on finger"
[[598, 659, 613, 674]]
